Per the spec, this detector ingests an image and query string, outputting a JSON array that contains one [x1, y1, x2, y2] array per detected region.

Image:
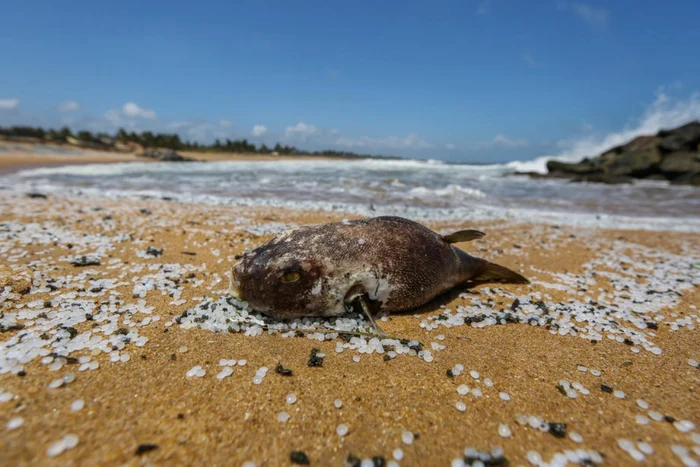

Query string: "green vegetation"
[[0, 125, 390, 159]]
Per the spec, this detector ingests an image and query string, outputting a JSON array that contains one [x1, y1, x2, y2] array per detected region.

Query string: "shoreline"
[[0, 191, 698, 466], [0, 141, 351, 176]]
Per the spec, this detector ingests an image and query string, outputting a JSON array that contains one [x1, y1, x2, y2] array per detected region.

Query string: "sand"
[[0, 141, 334, 176], [0, 158, 699, 466]]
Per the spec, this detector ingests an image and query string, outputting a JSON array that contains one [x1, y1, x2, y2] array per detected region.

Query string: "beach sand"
[[0, 141, 334, 176], [0, 162, 699, 466]]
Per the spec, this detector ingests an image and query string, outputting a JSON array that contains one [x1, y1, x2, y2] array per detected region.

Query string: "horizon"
[[2, 0, 700, 163]]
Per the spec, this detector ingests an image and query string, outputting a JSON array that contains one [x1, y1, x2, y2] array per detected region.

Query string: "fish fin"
[[473, 262, 529, 284], [344, 285, 386, 337], [443, 229, 485, 244], [355, 296, 386, 337]]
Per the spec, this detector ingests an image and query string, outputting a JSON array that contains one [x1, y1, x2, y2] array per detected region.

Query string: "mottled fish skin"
[[231, 216, 524, 320]]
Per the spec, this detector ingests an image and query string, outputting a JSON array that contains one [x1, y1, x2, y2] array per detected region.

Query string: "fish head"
[[231, 230, 342, 319]]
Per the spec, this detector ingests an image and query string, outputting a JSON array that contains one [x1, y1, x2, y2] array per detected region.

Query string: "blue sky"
[[2, 0, 700, 162]]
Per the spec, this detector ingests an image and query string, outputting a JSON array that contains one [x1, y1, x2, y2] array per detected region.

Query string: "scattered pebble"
[[47, 434, 79, 457], [498, 424, 512, 438], [7, 417, 23, 430], [216, 367, 234, 380], [70, 400, 85, 411], [186, 365, 206, 378], [336, 424, 349, 436]]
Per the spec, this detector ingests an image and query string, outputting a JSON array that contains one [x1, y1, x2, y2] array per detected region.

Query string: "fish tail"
[[473, 261, 529, 284]]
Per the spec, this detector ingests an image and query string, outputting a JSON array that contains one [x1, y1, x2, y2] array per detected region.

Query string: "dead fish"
[[230, 216, 527, 325]]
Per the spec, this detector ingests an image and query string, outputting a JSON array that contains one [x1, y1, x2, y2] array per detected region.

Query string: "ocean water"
[[2, 158, 699, 231]]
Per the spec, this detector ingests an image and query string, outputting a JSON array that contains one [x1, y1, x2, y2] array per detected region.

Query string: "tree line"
[[0, 125, 385, 159]]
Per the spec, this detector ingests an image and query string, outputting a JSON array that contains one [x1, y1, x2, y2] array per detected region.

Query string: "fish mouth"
[[343, 284, 366, 307]]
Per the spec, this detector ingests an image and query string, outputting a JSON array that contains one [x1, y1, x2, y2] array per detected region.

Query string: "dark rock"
[[139, 149, 196, 162], [659, 152, 700, 176], [670, 172, 700, 186], [606, 147, 661, 176], [26, 192, 48, 199], [658, 121, 700, 152], [538, 120, 700, 185], [546, 159, 598, 175]]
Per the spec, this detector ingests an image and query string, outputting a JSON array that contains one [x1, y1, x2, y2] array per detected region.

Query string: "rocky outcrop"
[[540, 121, 700, 185], [138, 149, 196, 162]]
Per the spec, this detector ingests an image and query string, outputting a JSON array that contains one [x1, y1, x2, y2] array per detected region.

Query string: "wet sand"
[[0, 188, 698, 467]]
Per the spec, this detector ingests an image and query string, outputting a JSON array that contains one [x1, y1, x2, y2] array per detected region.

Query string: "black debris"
[[26, 192, 48, 199], [600, 384, 613, 393], [71, 256, 101, 267], [145, 247, 164, 257], [290, 451, 310, 465], [372, 456, 386, 467], [345, 453, 361, 467], [307, 348, 324, 367], [548, 422, 567, 438], [61, 326, 78, 338], [275, 363, 293, 376], [135, 444, 159, 455], [0, 324, 25, 333]]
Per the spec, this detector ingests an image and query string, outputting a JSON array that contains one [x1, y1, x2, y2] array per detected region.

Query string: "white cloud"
[[476, 134, 529, 149], [445, 143, 456, 150], [166, 121, 189, 130], [572, 2, 608, 28], [58, 100, 80, 112], [219, 119, 233, 127], [0, 98, 19, 110], [523, 51, 536, 67], [335, 133, 434, 151], [558, 1, 609, 28], [122, 102, 157, 120], [252, 124, 268, 137], [285, 121, 320, 140], [101, 102, 156, 129]]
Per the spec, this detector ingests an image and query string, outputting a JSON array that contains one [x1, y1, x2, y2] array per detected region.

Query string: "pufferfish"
[[230, 216, 527, 330]]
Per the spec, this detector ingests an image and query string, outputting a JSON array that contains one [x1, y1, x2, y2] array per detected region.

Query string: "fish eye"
[[280, 271, 301, 283]]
